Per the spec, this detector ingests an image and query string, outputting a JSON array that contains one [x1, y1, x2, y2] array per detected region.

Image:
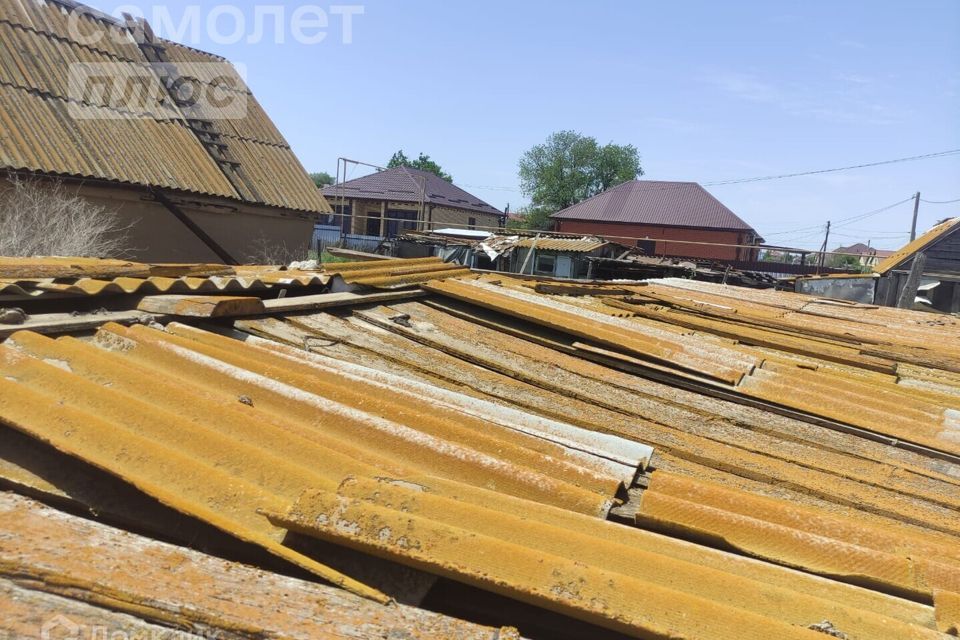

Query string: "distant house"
[[550, 180, 763, 262], [0, 0, 330, 264], [833, 243, 894, 268], [322, 167, 503, 238]]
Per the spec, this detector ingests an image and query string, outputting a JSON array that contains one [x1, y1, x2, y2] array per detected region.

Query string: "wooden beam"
[[261, 289, 427, 313], [137, 295, 265, 318], [0, 311, 158, 339], [151, 189, 238, 265], [896, 252, 927, 309]]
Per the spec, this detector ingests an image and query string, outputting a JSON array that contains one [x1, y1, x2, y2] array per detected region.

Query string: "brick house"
[[550, 180, 763, 262]]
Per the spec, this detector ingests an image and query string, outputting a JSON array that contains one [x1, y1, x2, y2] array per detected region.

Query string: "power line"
[[920, 196, 960, 204], [703, 149, 960, 186], [450, 149, 960, 195]]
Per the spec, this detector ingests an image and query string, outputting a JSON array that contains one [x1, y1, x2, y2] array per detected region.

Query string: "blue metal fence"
[[312, 225, 386, 255]]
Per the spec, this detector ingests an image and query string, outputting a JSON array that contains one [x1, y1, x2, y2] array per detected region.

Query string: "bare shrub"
[[0, 177, 131, 257], [245, 232, 310, 265]]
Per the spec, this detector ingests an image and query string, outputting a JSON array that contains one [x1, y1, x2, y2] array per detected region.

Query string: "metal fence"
[[312, 226, 386, 255]]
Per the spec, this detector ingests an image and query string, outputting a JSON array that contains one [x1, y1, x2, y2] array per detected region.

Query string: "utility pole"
[[910, 192, 921, 241], [817, 221, 831, 270]]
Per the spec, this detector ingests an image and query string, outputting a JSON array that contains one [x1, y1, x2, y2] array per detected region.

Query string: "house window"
[[535, 254, 556, 275], [468, 217, 477, 230]]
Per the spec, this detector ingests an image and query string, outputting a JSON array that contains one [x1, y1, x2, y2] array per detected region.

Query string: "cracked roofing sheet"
[[2, 258, 960, 638], [423, 275, 960, 459], [239, 299, 960, 632]]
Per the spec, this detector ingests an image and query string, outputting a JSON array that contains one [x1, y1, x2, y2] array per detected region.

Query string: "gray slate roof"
[[550, 180, 758, 234], [323, 167, 503, 216]]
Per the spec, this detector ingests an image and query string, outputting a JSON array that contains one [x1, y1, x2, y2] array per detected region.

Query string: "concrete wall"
[[1, 177, 314, 263], [553, 220, 754, 261], [427, 206, 501, 232]]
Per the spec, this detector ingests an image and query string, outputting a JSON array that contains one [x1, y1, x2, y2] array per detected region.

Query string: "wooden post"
[[910, 192, 920, 242], [896, 252, 927, 309], [379, 201, 387, 237]]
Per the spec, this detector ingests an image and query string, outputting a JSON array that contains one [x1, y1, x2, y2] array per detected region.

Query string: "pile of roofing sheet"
[[0, 257, 329, 303], [2, 257, 959, 639]]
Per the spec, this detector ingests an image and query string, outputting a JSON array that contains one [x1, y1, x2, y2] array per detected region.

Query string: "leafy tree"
[[309, 172, 335, 188], [387, 150, 453, 182], [518, 131, 643, 213], [505, 205, 554, 231]]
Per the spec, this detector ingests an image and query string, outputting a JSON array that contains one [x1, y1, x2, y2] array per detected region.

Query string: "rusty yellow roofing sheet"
[[267, 475, 945, 640], [873, 217, 960, 274]]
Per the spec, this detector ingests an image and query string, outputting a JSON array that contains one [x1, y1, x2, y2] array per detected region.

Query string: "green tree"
[[505, 205, 554, 231], [518, 131, 643, 213], [309, 172, 335, 188], [387, 150, 453, 182]]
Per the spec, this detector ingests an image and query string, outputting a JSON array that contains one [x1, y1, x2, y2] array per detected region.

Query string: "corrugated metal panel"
[[550, 180, 757, 232]]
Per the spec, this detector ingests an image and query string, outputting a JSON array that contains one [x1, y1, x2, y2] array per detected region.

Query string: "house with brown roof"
[[322, 166, 503, 238], [833, 242, 895, 269], [550, 180, 763, 262], [0, 0, 330, 264]]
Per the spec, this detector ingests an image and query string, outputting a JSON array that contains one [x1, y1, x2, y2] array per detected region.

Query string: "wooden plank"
[[0, 310, 157, 339], [137, 295, 265, 318], [261, 289, 427, 312], [0, 492, 511, 640]]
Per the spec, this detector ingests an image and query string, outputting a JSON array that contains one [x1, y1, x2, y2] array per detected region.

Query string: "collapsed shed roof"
[[0, 256, 958, 639], [0, 0, 330, 213]]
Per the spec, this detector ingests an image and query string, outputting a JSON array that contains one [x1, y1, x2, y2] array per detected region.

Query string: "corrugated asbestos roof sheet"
[[322, 166, 503, 216], [873, 217, 960, 274], [550, 180, 759, 233], [0, 0, 330, 214], [1, 256, 959, 639], [515, 237, 609, 252]]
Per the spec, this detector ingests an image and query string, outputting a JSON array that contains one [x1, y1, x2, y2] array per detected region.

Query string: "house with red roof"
[[550, 180, 763, 261]]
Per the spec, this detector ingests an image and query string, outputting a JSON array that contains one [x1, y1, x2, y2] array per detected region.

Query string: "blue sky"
[[101, 0, 959, 249]]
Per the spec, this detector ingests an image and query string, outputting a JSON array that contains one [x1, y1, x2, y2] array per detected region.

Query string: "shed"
[[0, 0, 330, 264], [874, 217, 960, 311]]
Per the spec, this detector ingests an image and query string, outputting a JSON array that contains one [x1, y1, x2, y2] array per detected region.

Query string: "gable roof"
[[0, 0, 330, 214], [834, 243, 894, 258], [550, 180, 759, 235], [873, 217, 960, 274], [323, 166, 503, 216]]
